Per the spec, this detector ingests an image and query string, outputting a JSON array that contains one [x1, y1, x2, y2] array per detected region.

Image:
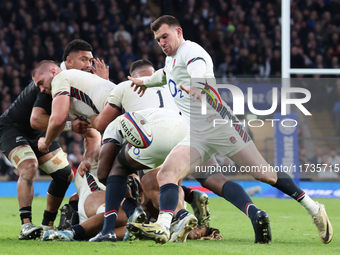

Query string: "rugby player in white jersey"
[[127, 15, 333, 244], [85, 60, 271, 243], [31, 60, 115, 156]]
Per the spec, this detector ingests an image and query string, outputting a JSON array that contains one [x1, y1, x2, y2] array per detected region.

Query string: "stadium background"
[[0, 0, 339, 198]]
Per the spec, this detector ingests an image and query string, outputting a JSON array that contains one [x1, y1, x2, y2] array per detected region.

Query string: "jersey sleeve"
[[33, 92, 52, 115], [51, 71, 71, 98], [183, 45, 207, 79], [106, 81, 125, 111]]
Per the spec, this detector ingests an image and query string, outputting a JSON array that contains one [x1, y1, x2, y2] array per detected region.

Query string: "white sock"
[[299, 194, 320, 215], [155, 212, 172, 231]]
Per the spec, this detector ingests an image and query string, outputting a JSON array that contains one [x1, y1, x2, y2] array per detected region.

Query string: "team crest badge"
[[229, 136, 237, 144], [172, 59, 176, 68], [140, 120, 145, 125]]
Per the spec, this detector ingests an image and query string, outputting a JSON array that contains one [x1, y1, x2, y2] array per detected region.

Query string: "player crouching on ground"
[[41, 165, 220, 241]]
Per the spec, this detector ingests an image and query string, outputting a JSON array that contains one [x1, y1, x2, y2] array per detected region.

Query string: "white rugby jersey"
[[108, 80, 179, 113], [51, 69, 116, 121], [162, 40, 226, 132]]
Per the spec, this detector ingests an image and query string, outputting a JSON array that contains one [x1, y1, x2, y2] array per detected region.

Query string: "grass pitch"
[[0, 197, 339, 255]]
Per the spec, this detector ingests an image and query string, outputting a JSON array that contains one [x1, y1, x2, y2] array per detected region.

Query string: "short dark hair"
[[151, 15, 181, 32], [32, 60, 57, 81], [129, 59, 154, 75], [62, 39, 93, 61]]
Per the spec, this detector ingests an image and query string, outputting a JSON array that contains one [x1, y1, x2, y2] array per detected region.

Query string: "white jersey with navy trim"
[[107, 80, 179, 113], [51, 69, 116, 121], [163, 40, 239, 133]]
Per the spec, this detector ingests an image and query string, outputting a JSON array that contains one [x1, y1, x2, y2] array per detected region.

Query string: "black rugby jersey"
[[0, 81, 52, 130]]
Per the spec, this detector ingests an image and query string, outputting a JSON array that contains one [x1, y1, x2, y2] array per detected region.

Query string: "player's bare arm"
[[30, 107, 50, 131], [90, 105, 122, 133], [31, 108, 90, 135], [38, 95, 70, 153], [82, 128, 102, 169], [91, 58, 109, 80]]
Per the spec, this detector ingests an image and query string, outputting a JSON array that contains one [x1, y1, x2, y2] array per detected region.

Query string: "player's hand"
[[78, 161, 92, 174], [128, 76, 147, 97], [72, 118, 91, 134], [91, 58, 109, 80], [180, 85, 202, 102], [38, 137, 50, 153]]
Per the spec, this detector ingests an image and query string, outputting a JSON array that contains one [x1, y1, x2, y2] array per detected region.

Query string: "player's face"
[[154, 24, 182, 56], [66, 51, 94, 72], [33, 67, 61, 94], [34, 73, 53, 94]]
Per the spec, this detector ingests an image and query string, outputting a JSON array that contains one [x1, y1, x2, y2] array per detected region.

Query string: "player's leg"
[[139, 167, 195, 242], [89, 143, 145, 242], [38, 146, 73, 230], [231, 142, 333, 243], [8, 144, 43, 239], [128, 144, 200, 244]]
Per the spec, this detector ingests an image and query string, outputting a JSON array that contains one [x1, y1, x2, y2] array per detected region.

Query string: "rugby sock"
[[222, 181, 258, 220], [181, 186, 194, 204], [156, 183, 179, 230], [122, 198, 137, 218], [67, 224, 85, 240], [20, 206, 32, 224], [174, 209, 189, 221], [42, 210, 57, 226], [272, 171, 319, 215], [102, 175, 127, 235]]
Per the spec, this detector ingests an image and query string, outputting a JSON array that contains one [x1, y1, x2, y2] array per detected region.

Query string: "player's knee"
[[48, 165, 72, 198], [19, 159, 38, 179]]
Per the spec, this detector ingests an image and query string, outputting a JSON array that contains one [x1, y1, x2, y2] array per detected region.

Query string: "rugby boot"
[[312, 202, 333, 244], [19, 222, 42, 240], [252, 210, 271, 244], [190, 190, 210, 228], [169, 212, 197, 242], [127, 222, 170, 244]]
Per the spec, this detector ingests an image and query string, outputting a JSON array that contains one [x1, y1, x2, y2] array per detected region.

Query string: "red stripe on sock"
[[245, 203, 254, 216], [295, 191, 305, 200]]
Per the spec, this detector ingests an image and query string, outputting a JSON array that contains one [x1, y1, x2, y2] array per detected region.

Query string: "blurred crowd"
[[1, 0, 340, 178]]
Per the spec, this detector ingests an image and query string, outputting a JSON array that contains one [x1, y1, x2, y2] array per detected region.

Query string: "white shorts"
[[179, 123, 252, 163], [103, 108, 187, 169], [74, 170, 106, 223]]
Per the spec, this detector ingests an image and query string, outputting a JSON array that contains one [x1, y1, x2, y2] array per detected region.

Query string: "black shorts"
[[0, 125, 60, 159]]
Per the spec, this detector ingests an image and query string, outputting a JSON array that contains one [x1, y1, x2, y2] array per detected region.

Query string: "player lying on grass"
[[127, 15, 332, 244], [41, 165, 220, 241]]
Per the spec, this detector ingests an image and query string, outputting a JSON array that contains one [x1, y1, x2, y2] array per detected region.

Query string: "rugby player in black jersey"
[[0, 39, 106, 240]]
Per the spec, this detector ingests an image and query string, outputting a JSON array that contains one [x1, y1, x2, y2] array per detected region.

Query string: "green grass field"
[[0, 197, 339, 255]]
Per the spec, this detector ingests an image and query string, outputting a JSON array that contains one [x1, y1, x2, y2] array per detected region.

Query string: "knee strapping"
[[39, 149, 69, 174], [48, 165, 72, 197], [10, 146, 37, 168]]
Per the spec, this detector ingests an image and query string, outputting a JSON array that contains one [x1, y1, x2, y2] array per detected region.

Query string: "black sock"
[[42, 210, 58, 226], [181, 186, 194, 204], [159, 183, 178, 215], [272, 171, 305, 201], [20, 206, 32, 224], [69, 200, 78, 211], [122, 198, 137, 218], [67, 224, 85, 240], [221, 181, 258, 220], [102, 175, 127, 235]]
